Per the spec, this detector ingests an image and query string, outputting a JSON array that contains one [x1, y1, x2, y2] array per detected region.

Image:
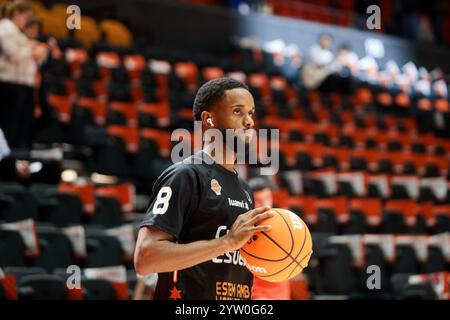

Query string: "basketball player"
[[134, 77, 274, 300]]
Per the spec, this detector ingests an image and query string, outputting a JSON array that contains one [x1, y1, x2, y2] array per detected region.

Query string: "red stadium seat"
[[385, 200, 420, 227], [174, 62, 199, 92], [123, 55, 147, 81], [107, 125, 139, 153], [47, 94, 73, 123], [140, 128, 172, 158], [315, 196, 349, 224], [109, 102, 138, 127], [58, 182, 96, 214], [65, 48, 89, 74], [95, 182, 136, 213], [350, 198, 382, 227], [202, 67, 224, 81], [138, 102, 171, 127], [97, 52, 121, 79], [434, 98, 449, 112], [77, 97, 107, 125]]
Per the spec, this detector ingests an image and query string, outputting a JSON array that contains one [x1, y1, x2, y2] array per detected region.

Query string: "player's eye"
[[233, 109, 241, 115]]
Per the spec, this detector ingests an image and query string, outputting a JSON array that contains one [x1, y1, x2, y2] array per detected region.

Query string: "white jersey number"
[[152, 186, 172, 215]]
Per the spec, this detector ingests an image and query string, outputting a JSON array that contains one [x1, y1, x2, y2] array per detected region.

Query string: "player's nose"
[[243, 114, 254, 129]]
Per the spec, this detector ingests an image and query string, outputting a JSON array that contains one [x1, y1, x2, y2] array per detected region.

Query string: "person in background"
[[301, 33, 335, 91], [0, 128, 31, 181], [248, 177, 291, 300], [333, 44, 358, 94], [0, 127, 61, 184], [0, 0, 47, 149]]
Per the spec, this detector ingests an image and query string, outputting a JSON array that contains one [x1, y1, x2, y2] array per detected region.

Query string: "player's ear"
[[201, 111, 214, 128]]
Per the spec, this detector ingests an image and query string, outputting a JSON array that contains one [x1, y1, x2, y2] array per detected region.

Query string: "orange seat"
[[270, 76, 287, 91], [64, 79, 76, 95], [377, 92, 393, 107], [417, 98, 432, 111], [97, 52, 121, 79], [140, 128, 172, 158], [385, 200, 420, 227], [174, 62, 199, 92], [47, 94, 72, 123], [202, 67, 224, 81], [350, 198, 382, 226], [95, 182, 135, 213], [272, 189, 290, 208], [92, 80, 107, 98], [395, 93, 410, 108], [59, 182, 96, 214], [123, 55, 147, 80], [419, 202, 435, 228], [434, 98, 449, 112], [77, 97, 107, 125], [355, 87, 373, 105], [248, 73, 271, 99], [107, 125, 139, 153], [139, 101, 171, 127], [65, 48, 88, 73], [315, 196, 349, 224], [110, 102, 138, 127], [99, 19, 133, 47], [402, 118, 417, 133]]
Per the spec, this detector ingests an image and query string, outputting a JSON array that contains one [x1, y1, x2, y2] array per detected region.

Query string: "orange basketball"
[[240, 208, 313, 282]]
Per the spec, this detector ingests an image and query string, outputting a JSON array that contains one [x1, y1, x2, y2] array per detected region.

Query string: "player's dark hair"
[[248, 177, 272, 192], [193, 77, 249, 121]]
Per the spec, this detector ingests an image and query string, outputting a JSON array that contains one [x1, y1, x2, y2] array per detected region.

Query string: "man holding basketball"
[[134, 77, 273, 300]]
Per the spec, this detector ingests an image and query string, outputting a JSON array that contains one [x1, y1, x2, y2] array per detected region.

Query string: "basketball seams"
[[240, 209, 295, 262], [285, 220, 313, 280], [257, 224, 307, 279]]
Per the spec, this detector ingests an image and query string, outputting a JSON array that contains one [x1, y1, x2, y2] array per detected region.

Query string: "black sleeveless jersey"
[[139, 151, 255, 300]]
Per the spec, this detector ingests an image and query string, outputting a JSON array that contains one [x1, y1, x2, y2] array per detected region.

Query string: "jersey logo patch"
[[211, 179, 222, 196]]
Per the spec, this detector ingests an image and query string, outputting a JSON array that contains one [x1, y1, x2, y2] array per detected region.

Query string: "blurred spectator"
[[301, 33, 335, 90], [22, 15, 62, 136], [0, 0, 47, 149], [249, 177, 291, 300], [333, 44, 358, 93], [0, 128, 30, 181], [0, 127, 61, 184]]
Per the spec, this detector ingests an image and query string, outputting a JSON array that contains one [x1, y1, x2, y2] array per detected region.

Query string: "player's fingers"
[[246, 211, 274, 226], [246, 224, 272, 233], [247, 206, 271, 218]]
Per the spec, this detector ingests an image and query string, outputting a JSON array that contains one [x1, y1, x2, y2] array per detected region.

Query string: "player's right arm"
[[135, 206, 272, 275]]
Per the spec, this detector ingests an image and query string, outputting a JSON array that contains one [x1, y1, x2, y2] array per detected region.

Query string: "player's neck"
[[203, 143, 236, 173]]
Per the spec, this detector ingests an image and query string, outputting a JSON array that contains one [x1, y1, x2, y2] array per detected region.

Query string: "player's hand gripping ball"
[[240, 208, 313, 282]]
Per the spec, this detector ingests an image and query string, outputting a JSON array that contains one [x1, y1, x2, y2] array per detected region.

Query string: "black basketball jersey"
[[139, 151, 255, 300]]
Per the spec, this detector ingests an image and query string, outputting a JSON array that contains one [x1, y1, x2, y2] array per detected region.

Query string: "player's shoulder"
[[157, 153, 208, 181]]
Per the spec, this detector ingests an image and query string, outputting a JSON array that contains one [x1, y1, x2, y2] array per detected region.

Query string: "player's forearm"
[[135, 236, 232, 275]]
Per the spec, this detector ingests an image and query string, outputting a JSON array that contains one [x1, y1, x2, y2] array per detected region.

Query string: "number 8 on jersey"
[[153, 186, 172, 215]]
